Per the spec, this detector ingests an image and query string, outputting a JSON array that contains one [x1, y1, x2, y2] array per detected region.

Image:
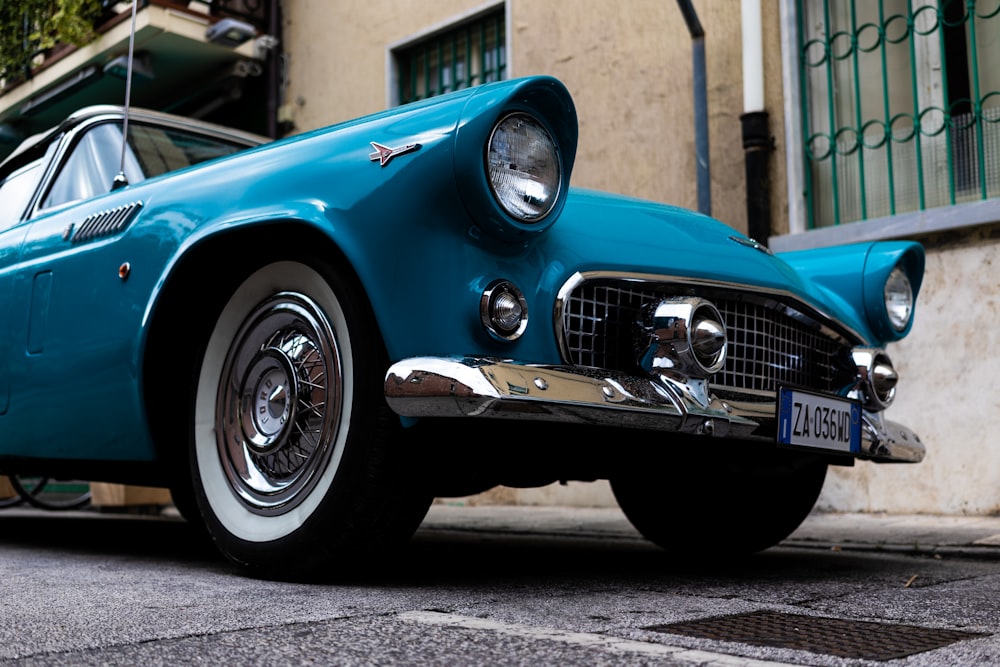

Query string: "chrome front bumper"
[[384, 356, 925, 463]]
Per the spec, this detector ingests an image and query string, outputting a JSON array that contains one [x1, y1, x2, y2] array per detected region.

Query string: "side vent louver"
[[71, 201, 143, 244]]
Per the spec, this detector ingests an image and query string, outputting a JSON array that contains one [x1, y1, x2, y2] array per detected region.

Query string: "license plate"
[[777, 387, 861, 454]]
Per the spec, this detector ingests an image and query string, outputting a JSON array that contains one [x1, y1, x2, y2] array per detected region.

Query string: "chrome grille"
[[560, 279, 854, 394]]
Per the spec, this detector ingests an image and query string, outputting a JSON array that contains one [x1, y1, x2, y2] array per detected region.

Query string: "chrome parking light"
[[480, 279, 528, 341]]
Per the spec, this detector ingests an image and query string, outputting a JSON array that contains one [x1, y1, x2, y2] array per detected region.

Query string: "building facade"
[[2, 0, 998, 514], [278, 0, 999, 515]]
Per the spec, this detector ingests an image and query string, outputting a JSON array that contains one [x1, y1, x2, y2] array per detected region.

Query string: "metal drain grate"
[[647, 610, 987, 661]]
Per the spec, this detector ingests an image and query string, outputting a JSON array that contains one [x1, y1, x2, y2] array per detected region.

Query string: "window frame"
[[37, 122, 142, 213], [13, 110, 262, 221], [0, 159, 46, 233], [386, 1, 510, 108]]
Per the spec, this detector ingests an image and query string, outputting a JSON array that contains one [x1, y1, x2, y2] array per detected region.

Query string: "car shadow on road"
[[0, 510, 221, 565], [393, 525, 882, 587], [0, 509, 880, 586]]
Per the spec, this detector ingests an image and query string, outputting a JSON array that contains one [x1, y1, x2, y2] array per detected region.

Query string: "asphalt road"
[[0, 505, 997, 666]]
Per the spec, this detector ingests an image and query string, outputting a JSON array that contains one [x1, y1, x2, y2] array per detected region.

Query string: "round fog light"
[[691, 309, 727, 373], [481, 280, 528, 341], [871, 354, 898, 406], [637, 297, 728, 378], [854, 348, 898, 409]]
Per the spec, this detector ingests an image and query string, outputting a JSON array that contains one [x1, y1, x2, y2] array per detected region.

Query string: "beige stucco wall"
[[281, 0, 472, 124], [817, 228, 1000, 515], [281, 0, 788, 236], [280, 0, 494, 132], [511, 0, 787, 236]]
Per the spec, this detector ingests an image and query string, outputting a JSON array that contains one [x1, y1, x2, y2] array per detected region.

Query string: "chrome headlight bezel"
[[862, 244, 923, 342], [451, 78, 577, 243]]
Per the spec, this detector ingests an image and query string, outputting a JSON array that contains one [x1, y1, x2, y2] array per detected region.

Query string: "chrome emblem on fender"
[[369, 141, 421, 167]]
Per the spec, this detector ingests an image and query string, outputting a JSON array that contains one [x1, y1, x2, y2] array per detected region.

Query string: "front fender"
[[777, 241, 925, 343]]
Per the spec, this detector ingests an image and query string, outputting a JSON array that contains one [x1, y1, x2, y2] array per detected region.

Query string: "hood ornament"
[[729, 235, 773, 255], [369, 141, 421, 167]]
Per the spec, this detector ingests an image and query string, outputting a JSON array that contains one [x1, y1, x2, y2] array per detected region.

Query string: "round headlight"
[[884, 266, 914, 332], [486, 113, 561, 222]]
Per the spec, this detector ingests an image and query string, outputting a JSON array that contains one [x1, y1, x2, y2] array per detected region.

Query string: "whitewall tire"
[[191, 260, 429, 576]]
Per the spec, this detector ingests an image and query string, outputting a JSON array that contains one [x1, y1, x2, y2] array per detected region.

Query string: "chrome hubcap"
[[241, 349, 297, 455], [217, 292, 343, 515]]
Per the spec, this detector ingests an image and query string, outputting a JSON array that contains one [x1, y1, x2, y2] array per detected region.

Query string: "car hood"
[[549, 188, 875, 341]]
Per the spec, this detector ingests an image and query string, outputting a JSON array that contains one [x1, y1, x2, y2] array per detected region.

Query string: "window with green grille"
[[395, 7, 506, 105], [798, 0, 1000, 229]]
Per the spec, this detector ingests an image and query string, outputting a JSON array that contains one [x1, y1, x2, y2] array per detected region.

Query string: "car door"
[[0, 152, 51, 417], [4, 121, 152, 460], [3, 116, 254, 460]]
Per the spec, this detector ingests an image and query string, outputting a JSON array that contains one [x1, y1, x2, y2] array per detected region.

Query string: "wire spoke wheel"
[[190, 260, 431, 578], [217, 292, 342, 515]]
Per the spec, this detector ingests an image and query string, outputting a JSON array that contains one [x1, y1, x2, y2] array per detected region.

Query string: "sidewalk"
[[420, 503, 1000, 560]]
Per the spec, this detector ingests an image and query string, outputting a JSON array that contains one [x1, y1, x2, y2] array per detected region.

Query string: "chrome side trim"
[[384, 356, 925, 463]]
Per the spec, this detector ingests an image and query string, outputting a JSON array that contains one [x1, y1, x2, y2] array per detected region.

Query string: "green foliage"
[[1, 0, 105, 85]]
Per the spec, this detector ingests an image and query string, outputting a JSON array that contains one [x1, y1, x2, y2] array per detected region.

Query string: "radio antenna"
[[112, 0, 140, 190]]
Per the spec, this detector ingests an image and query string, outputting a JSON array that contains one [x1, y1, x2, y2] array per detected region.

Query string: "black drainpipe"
[[675, 0, 710, 216], [741, 110, 773, 243], [266, 0, 282, 139]]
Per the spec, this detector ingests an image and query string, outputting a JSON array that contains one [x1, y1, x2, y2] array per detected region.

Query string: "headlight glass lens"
[[486, 113, 561, 222], [492, 292, 524, 332], [884, 266, 914, 331]]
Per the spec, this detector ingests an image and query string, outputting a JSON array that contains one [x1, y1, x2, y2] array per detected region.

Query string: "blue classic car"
[[0, 76, 923, 577]]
